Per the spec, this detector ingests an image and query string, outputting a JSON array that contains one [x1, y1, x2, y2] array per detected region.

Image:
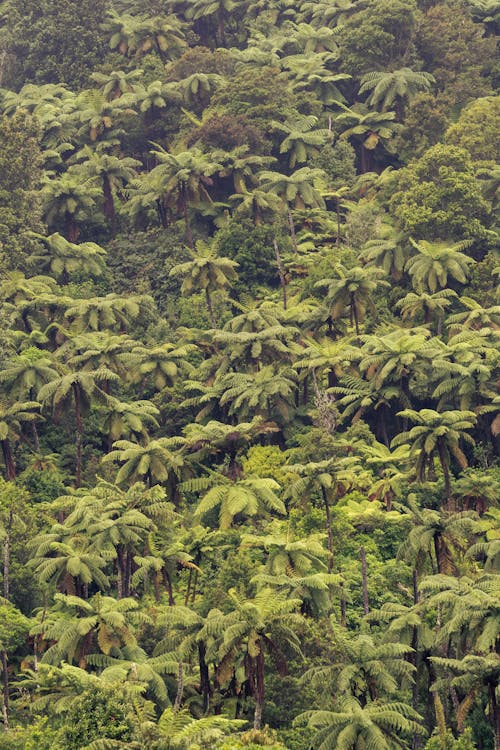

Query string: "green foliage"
[[0, 1, 497, 747]]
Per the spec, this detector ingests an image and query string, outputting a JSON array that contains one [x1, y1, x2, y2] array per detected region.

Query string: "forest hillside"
[[0, 0, 498, 748]]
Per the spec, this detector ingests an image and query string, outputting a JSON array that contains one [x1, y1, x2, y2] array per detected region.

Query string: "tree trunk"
[[340, 579, 347, 627], [1, 441, 15, 482], [336, 198, 341, 245], [183, 199, 194, 249], [1, 651, 8, 731], [433, 534, 442, 575], [274, 240, 287, 310], [321, 487, 334, 573], [437, 441, 453, 510], [360, 546, 369, 615], [3, 510, 12, 600], [164, 570, 174, 606], [253, 644, 265, 730], [288, 208, 298, 255], [32, 423, 40, 453], [117, 547, 125, 599], [66, 214, 79, 243], [489, 680, 500, 750], [205, 289, 217, 328], [102, 174, 116, 233], [174, 661, 184, 712], [360, 145, 372, 174], [72, 383, 83, 488], [351, 295, 361, 344], [198, 642, 212, 714]]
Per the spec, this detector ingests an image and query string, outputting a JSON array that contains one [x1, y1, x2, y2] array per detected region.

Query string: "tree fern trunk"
[[253, 644, 265, 730], [360, 546, 369, 614], [72, 383, 83, 488], [1, 650, 8, 730], [321, 487, 334, 573]]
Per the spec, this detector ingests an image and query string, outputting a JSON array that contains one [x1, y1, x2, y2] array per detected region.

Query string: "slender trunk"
[[489, 681, 500, 750], [31, 421, 40, 453], [273, 240, 287, 310], [412, 570, 420, 750], [117, 547, 125, 599], [288, 208, 298, 255], [321, 487, 334, 573], [1, 441, 15, 482], [437, 441, 453, 510], [340, 579, 347, 627], [72, 383, 83, 487], [102, 174, 116, 234], [173, 661, 184, 712], [164, 570, 174, 606], [433, 534, 442, 575], [351, 296, 361, 344], [360, 145, 372, 174], [185, 569, 192, 605], [336, 198, 341, 245], [360, 546, 369, 615], [1, 651, 8, 730], [183, 199, 194, 249], [66, 214, 79, 243], [191, 569, 198, 604], [124, 550, 132, 598], [199, 642, 211, 714], [217, 8, 226, 45], [205, 289, 217, 328], [253, 644, 265, 730], [3, 510, 12, 600]]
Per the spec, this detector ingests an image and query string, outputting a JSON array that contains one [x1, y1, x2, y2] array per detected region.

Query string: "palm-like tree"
[[102, 398, 160, 444], [271, 114, 330, 168], [90, 69, 144, 101], [360, 235, 408, 281], [129, 341, 196, 391], [0, 399, 40, 480], [64, 293, 153, 334], [145, 145, 222, 247], [34, 592, 141, 668], [38, 368, 117, 486], [301, 695, 423, 750], [393, 408, 476, 507], [74, 147, 140, 229], [29, 232, 106, 283], [359, 68, 435, 120], [363, 441, 412, 511], [0, 346, 57, 450], [431, 653, 500, 749], [316, 265, 389, 341], [447, 296, 500, 332], [184, 0, 249, 44], [396, 289, 457, 333], [357, 328, 437, 408], [169, 239, 238, 327], [332, 102, 399, 172], [405, 239, 476, 293], [219, 588, 302, 729], [103, 436, 185, 492], [187, 472, 285, 529], [41, 175, 100, 242], [304, 630, 416, 704], [217, 365, 297, 423], [105, 9, 187, 62], [398, 499, 479, 576], [183, 417, 271, 478], [282, 53, 351, 105], [30, 535, 110, 597]]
